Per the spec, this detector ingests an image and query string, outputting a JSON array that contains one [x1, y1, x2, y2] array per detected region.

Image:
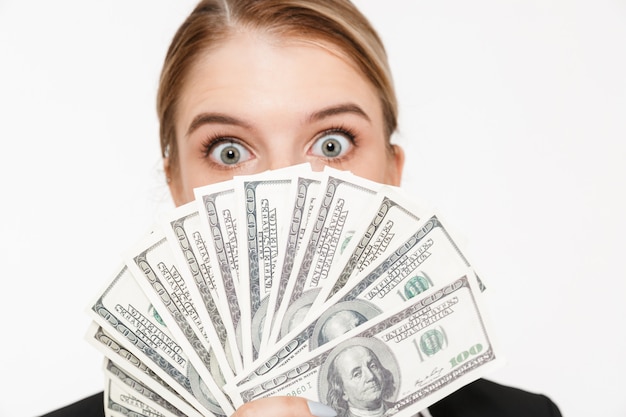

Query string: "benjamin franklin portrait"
[[317, 310, 367, 346], [310, 300, 381, 350], [320, 338, 399, 417]]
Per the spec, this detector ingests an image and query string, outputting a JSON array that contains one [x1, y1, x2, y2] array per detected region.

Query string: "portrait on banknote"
[[319, 337, 400, 417], [280, 287, 321, 338], [310, 300, 382, 349]]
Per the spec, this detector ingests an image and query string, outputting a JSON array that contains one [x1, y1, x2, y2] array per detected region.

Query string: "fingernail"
[[307, 400, 337, 417]]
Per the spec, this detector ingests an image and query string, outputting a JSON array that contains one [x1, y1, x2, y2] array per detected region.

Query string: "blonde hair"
[[158, 0, 397, 171]]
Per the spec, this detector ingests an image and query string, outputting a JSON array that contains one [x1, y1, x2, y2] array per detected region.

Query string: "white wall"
[[1, 1, 624, 416]]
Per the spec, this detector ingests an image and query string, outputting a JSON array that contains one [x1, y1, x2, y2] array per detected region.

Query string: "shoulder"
[[38, 392, 104, 417], [428, 379, 562, 417]]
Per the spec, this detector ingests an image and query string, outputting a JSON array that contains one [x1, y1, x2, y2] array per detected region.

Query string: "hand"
[[231, 396, 337, 417]]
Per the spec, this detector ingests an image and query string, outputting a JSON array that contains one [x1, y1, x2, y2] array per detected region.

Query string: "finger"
[[232, 396, 336, 417]]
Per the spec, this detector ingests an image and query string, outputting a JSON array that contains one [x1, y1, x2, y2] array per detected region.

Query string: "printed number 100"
[[450, 344, 483, 367]]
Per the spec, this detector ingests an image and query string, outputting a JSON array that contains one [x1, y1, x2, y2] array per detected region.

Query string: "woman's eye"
[[208, 141, 252, 165], [310, 130, 353, 159]]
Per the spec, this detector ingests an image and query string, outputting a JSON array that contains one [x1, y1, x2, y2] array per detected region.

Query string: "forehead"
[[175, 31, 382, 132], [336, 346, 374, 369]]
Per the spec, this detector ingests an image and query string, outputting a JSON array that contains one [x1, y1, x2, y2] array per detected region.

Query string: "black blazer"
[[39, 379, 562, 417]]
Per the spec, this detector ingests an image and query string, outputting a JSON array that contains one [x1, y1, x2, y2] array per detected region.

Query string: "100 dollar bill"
[[234, 169, 296, 365], [311, 186, 427, 310], [269, 169, 384, 344], [86, 323, 203, 417], [261, 172, 323, 353], [125, 230, 235, 414], [231, 273, 502, 417], [195, 182, 243, 362], [232, 214, 474, 387], [104, 374, 169, 417], [87, 265, 227, 417], [104, 358, 192, 417], [162, 202, 243, 375]]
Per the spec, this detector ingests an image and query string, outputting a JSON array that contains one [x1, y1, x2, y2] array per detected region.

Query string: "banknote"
[[104, 374, 169, 417], [311, 186, 428, 311], [195, 181, 243, 360], [85, 323, 202, 417], [269, 169, 385, 345], [231, 273, 502, 417], [260, 171, 324, 353], [124, 229, 235, 414], [234, 168, 297, 365], [231, 214, 474, 387], [87, 265, 228, 416], [104, 374, 188, 417], [86, 164, 502, 417], [104, 358, 195, 417], [161, 201, 243, 375]]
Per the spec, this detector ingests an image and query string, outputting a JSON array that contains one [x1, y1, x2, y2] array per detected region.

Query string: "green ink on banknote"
[[149, 304, 166, 327], [404, 274, 431, 299], [340, 230, 355, 254], [420, 328, 446, 356]]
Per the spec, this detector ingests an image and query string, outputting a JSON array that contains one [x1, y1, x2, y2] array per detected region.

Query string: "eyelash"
[[312, 125, 358, 158], [200, 133, 243, 159], [319, 125, 357, 142]]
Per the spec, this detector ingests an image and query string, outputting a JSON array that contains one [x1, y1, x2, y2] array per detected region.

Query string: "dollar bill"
[[87, 265, 228, 416], [231, 273, 502, 417], [231, 214, 474, 387], [233, 168, 297, 366], [161, 201, 243, 375], [311, 186, 428, 311], [85, 321, 199, 417], [85, 323, 202, 417], [260, 171, 324, 353], [104, 358, 196, 417], [195, 181, 243, 360], [104, 372, 189, 417], [269, 169, 384, 344], [86, 164, 503, 417], [124, 230, 235, 414], [104, 375, 162, 417]]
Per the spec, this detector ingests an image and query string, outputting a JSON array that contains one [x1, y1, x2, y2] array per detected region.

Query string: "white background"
[[1, 1, 625, 416]]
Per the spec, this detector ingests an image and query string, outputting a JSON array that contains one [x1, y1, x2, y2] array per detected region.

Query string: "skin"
[[333, 346, 385, 410], [165, 29, 405, 417], [233, 396, 318, 417], [166, 30, 404, 205]]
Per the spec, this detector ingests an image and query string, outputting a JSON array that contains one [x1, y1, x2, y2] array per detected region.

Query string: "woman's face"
[[167, 31, 404, 206]]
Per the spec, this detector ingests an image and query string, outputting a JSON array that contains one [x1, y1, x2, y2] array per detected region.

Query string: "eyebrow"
[[186, 113, 252, 137], [307, 103, 371, 124], [186, 103, 371, 137]]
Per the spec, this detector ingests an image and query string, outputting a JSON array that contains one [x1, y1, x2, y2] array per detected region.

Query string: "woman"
[[43, 0, 561, 416]]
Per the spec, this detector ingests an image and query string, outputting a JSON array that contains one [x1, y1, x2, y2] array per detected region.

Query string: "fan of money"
[[86, 163, 502, 417]]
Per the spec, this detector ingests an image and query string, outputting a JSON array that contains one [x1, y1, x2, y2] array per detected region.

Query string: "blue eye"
[[208, 141, 251, 165], [310, 130, 353, 158]]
